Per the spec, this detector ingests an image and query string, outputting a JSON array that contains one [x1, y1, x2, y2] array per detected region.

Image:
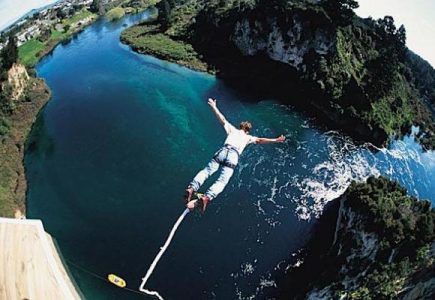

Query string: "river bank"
[[121, 21, 210, 73], [0, 77, 50, 217], [24, 8, 435, 299], [0, 7, 98, 217], [0, 3, 155, 217], [120, 0, 435, 150], [275, 177, 435, 299]]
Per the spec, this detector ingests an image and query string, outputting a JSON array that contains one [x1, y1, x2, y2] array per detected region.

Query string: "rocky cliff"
[[0, 61, 51, 217], [6, 63, 29, 101], [276, 177, 435, 299], [123, 0, 435, 149], [191, 0, 434, 149]]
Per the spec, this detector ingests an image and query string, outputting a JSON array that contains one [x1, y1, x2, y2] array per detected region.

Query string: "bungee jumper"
[[138, 98, 285, 298], [185, 98, 286, 212]]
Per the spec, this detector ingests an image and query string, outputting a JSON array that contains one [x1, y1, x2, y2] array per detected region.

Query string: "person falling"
[[185, 98, 286, 212]]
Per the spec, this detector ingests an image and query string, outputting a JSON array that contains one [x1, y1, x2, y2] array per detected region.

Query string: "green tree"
[[157, 0, 172, 30], [38, 27, 51, 42], [0, 115, 10, 136], [0, 35, 18, 71], [0, 83, 15, 114], [324, 0, 359, 24], [365, 16, 407, 98], [90, 0, 106, 15], [56, 8, 67, 19]]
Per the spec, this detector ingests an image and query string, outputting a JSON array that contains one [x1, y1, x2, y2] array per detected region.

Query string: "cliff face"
[[147, 0, 435, 149], [277, 177, 435, 300], [6, 64, 29, 101], [0, 77, 50, 217], [306, 197, 434, 299], [232, 15, 334, 71]]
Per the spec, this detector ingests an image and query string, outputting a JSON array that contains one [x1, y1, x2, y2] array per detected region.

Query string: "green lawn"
[[106, 7, 125, 21], [18, 30, 68, 67], [48, 29, 69, 43], [62, 9, 95, 26], [18, 39, 45, 66], [18, 9, 96, 67]]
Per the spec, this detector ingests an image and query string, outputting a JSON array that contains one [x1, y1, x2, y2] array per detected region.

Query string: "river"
[[25, 10, 435, 300]]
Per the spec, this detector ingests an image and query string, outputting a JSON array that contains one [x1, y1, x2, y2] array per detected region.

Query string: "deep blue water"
[[25, 10, 435, 300]]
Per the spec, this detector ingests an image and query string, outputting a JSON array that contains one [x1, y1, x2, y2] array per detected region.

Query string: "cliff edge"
[[276, 176, 435, 299], [122, 0, 435, 149]]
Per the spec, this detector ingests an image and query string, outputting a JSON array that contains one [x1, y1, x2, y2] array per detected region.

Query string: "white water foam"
[[242, 127, 434, 222], [294, 133, 381, 220], [229, 122, 434, 299]]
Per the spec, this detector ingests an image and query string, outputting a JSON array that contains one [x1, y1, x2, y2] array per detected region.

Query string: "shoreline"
[[0, 12, 98, 217], [0, 6, 155, 217], [120, 25, 392, 148], [0, 77, 51, 217], [120, 22, 212, 74], [119, 0, 435, 151], [121, 26, 435, 154]]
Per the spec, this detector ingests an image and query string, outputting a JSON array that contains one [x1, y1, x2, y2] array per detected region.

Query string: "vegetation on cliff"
[[405, 50, 435, 113], [122, 0, 435, 149], [0, 35, 51, 217], [0, 0, 153, 217], [277, 176, 434, 299], [0, 35, 19, 119], [348, 177, 434, 253], [0, 5, 104, 215]]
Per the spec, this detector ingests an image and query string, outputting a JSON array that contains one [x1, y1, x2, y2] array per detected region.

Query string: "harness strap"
[[223, 144, 240, 155], [213, 158, 237, 169], [213, 145, 239, 169]]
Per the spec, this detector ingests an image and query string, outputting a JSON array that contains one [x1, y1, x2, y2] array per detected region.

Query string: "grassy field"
[[18, 31, 66, 67], [18, 10, 96, 67], [106, 7, 125, 20], [62, 8, 94, 26], [18, 39, 45, 67]]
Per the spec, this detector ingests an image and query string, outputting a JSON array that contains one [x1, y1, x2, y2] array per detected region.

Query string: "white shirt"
[[223, 122, 258, 154]]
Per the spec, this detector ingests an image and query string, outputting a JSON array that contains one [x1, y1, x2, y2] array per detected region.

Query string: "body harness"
[[213, 144, 240, 169]]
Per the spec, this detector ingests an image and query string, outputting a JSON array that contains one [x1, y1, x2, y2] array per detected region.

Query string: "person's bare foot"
[[186, 199, 198, 210]]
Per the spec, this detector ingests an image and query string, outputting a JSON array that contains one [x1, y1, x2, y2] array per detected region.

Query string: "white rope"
[[139, 208, 190, 299]]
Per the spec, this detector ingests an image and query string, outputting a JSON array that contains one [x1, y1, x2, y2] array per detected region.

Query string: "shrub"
[[106, 7, 125, 21], [0, 116, 10, 136]]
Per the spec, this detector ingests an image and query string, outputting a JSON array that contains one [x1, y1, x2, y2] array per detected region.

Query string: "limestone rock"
[[6, 63, 29, 101]]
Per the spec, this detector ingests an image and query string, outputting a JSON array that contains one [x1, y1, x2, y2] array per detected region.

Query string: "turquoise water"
[[26, 11, 435, 299]]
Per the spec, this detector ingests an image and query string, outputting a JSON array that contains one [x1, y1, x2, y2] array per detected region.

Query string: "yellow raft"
[[108, 274, 126, 288]]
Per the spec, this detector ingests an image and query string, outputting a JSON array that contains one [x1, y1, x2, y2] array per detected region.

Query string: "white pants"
[[190, 147, 238, 200]]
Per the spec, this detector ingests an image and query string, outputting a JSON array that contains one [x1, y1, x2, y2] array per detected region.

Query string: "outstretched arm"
[[208, 98, 227, 126], [256, 135, 286, 144]]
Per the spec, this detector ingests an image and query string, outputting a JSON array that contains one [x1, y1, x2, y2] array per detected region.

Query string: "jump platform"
[[0, 217, 82, 299]]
